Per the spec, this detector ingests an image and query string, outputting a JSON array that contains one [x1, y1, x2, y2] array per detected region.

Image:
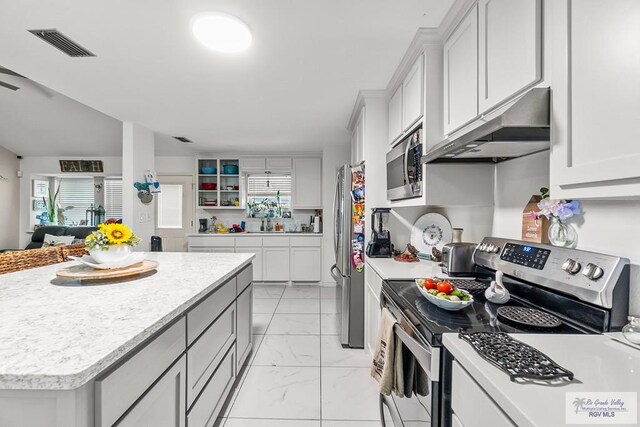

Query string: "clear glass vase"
[[548, 217, 577, 247], [622, 315, 640, 345]]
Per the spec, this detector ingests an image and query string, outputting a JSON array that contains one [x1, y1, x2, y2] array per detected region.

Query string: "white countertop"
[[444, 333, 640, 427], [366, 256, 440, 280], [0, 252, 254, 391], [187, 232, 322, 237]]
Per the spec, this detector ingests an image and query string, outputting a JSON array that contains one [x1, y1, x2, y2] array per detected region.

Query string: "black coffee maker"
[[199, 218, 208, 233], [366, 208, 392, 258]]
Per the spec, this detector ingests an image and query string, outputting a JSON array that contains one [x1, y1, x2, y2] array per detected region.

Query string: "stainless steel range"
[[379, 237, 630, 427]]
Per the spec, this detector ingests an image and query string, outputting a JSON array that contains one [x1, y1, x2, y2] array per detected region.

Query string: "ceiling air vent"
[[173, 136, 193, 143], [27, 29, 95, 57]]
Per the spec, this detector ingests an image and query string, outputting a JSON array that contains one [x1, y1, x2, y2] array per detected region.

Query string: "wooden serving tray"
[[56, 260, 159, 280]]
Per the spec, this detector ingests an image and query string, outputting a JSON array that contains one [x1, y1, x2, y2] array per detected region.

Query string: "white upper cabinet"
[[478, 0, 542, 112], [402, 54, 424, 131], [550, 0, 640, 198], [266, 157, 293, 172], [239, 158, 266, 172], [351, 106, 365, 164], [292, 158, 322, 209], [388, 85, 403, 145], [443, 4, 479, 135]]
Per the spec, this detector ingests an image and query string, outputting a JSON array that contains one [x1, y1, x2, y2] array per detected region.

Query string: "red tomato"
[[424, 278, 438, 290], [437, 281, 454, 295]]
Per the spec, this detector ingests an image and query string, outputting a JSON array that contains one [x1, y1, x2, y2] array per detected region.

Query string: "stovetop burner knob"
[[582, 263, 604, 280], [562, 258, 581, 274]]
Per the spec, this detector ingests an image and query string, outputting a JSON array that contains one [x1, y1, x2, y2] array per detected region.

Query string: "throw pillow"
[[42, 234, 75, 247]]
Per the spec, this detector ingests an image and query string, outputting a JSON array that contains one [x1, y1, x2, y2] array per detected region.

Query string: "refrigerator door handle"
[[330, 264, 341, 282], [332, 169, 341, 263]]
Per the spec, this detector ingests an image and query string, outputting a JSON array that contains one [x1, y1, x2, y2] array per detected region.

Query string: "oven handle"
[[393, 324, 440, 382]]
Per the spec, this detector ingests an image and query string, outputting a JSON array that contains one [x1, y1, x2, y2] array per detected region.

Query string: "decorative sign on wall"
[[59, 160, 104, 173]]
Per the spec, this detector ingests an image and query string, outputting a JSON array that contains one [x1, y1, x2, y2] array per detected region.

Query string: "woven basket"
[[62, 243, 89, 260], [0, 247, 66, 275]]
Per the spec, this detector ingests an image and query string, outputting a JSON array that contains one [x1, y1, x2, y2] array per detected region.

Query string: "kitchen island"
[[0, 252, 255, 427]]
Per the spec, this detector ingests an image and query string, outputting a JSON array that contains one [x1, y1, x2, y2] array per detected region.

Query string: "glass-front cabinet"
[[196, 158, 243, 210]]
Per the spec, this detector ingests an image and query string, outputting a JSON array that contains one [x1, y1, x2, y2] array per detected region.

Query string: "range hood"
[[422, 87, 550, 164]]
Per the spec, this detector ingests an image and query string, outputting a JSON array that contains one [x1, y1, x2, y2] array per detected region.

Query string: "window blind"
[[247, 174, 292, 196], [56, 178, 94, 225], [104, 178, 123, 220]]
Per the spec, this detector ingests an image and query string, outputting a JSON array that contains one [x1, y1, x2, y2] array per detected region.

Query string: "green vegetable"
[[428, 289, 439, 295], [451, 290, 465, 297], [436, 292, 448, 298]]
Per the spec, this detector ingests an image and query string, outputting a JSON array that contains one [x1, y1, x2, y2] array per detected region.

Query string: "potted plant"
[[85, 221, 141, 263]]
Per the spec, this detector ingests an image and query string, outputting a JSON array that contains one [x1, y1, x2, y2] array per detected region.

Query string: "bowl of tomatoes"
[[415, 278, 473, 311]]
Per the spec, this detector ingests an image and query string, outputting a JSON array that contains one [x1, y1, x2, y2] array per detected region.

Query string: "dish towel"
[[393, 321, 417, 398], [371, 308, 397, 395]]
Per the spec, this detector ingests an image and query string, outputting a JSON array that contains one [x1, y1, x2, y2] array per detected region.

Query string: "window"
[[157, 184, 183, 229], [246, 173, 291, 217], [56, 178, 94, 225], [104, 178, 123, 220]]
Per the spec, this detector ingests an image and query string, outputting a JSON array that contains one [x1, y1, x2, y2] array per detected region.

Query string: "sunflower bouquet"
[[85, 223, 141, 252]]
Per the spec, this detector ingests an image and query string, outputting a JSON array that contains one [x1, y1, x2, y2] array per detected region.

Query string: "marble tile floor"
[[217, 283, 382, 426]]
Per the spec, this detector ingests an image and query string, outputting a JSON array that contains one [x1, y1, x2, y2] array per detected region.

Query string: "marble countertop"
[[187, 233, 322, 237], [366, 256, 440, 280], [443, 333, 640, 427], [0, 252, 254, 391]]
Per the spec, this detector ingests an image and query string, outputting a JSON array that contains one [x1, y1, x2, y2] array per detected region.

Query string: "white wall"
[[17, 156, 122, 247], [492, 151, 640, 315], [122, 123, 155, 252], [0, 145, 20, 248], [322, 141, 351, 284]]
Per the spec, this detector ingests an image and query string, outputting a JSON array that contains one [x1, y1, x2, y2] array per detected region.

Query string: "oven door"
[[380, 289, 440, 427], [386, 139, 413, 201]]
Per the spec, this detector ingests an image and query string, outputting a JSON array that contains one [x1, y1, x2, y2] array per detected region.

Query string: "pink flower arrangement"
[[530, 187, 581, 222]]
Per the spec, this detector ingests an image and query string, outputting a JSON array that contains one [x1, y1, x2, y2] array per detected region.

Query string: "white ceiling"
[[0, 0, 453, 156]]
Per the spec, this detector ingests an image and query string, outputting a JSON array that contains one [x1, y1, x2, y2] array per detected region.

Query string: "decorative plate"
[[410, 213, 453, 254], [57, 260, 158, 281], [73, 252, 146, 270]]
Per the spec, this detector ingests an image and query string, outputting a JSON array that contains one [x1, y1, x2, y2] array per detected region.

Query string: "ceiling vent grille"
[[173, 136, 193, 143], [27, 29, 95, 57]]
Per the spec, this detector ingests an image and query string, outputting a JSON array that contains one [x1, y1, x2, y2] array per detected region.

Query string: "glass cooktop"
[[382, 280, 587, 346]]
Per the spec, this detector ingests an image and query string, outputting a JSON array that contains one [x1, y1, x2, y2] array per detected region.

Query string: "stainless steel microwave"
[[386, 128, 423, 201]]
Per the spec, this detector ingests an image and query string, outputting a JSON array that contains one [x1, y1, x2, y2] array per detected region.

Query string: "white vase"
[[90, 245, 132, 264]]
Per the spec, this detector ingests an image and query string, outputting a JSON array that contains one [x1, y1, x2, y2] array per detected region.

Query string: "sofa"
[[26, 226, 97, 250]]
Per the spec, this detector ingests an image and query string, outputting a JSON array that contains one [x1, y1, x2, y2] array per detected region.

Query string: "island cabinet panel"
[[187, 304, 236, 408], [236, 264, 253, 295], [95, 318, 186, 427], [187, 277, 236, 345], [451, 362, 516, 427], [187, 347, 236, 427], [236, 284, 253, 369], [116, 355, 186, 427]]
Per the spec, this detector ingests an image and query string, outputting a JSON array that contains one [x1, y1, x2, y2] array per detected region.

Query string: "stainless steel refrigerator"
[[330, 164, 364, 348]]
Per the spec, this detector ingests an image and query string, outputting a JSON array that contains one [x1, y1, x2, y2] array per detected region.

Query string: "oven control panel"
[[500, 243, 550, 270]]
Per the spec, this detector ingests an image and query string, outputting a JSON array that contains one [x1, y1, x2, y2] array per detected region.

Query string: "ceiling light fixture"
[[191, 12, 252, 53]]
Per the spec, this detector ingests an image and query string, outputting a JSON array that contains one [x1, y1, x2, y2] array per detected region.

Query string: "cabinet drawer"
[[263, 237, 290, 247], [95, 317, 186, 427], [117, 355, 186, 427], [187, 346, 236, 427], [187, 303, 236, 408], [187, 277, 236, 345], [188, 236, 235, 247], [452, 362, 515, 427], [235, 237, 262, 247], [236, 264, 253, 295], [290, 236, 322, 247]]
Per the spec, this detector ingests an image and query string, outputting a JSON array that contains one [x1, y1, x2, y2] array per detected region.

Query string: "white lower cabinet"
[[452, 362, 515, 427], [290, 247, 321, 282], [117, 356, 186, 427], [189, 247, 235, 253], [235, 247, 263, 281], [236, 284, 253, 369], [263, 247, 290, 281]]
